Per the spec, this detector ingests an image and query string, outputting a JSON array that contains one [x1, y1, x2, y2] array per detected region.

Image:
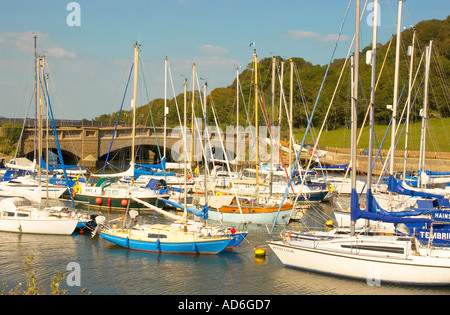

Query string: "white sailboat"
[[268, 0, 450, 285], [0, 172, 67, 200], [0, 45, 79, 235], [0, 197, 78, 235]]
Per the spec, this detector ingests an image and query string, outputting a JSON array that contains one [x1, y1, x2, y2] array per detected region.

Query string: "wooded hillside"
[[95, 16, 450, 136]]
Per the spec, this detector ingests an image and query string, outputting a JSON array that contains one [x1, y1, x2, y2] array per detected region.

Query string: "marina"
[[1, 0, 450, 297]]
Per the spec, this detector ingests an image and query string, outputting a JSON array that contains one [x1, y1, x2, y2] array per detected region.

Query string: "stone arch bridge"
[[21, 124, 254, 168]]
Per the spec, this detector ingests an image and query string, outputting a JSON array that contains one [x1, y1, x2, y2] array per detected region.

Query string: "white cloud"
[[318, 33, 350, 42], [198, 44, 229, 55], [0, 31, 76, 58], [285, 30, 321, 40], [282, 30, 350, 42]]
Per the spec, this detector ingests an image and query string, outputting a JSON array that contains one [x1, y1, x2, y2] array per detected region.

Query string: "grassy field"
[[294, 117, 450, 153]]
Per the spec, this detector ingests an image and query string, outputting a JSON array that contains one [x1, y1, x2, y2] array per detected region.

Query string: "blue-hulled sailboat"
[[98, 44, 238, 255]]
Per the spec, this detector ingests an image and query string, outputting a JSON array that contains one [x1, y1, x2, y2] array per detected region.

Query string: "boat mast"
[[164, 57, 168, 160], [419, 41, 432, 187], [131, 43, 139, 185], [183, 78, 188, 223], [190, 64, 196, 167], [278, 61, 285, 129], [270, 56, 276, 196], [390, 0, 403, 178], [254, 49, 259, 203], [38, 56, 45, 187], [351, 0, 360, 236], [403, 27, 416, 181], [203, 81, 208, 211], [289, 59, 294, 169], [33, 34, 38, 165], [236, 66, 240, 174], [45, 72, 49, 206], [367, 0, 378, 203]]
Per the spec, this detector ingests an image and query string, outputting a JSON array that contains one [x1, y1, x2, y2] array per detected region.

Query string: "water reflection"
[[1, 196, 450, 295]]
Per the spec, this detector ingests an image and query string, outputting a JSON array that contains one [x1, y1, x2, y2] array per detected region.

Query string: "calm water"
[[1, 197, 450, 296]]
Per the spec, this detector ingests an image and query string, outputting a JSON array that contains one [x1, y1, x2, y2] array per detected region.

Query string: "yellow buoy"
[[326, 219, 334, 227], [254, 247, 266, 257]]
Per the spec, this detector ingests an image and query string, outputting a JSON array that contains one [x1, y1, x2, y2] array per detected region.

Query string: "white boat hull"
[[207, 208, 293, 225], [269, 238, 450, 285], [0, 182, 67, 199], [0, 217, 78, 235]]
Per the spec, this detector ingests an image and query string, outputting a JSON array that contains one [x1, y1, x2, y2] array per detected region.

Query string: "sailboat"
[[268, 0, 450, 285], [98, 209, 233, 254], [97, 46, 235, 254], [0, 162, 68, 199], [72, 44, 169, 211], [0, 197, 78, 235], [0, 44, 82, 235]]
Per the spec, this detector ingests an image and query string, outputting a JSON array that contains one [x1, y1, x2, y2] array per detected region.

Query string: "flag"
[[249, 42, 255, 48]]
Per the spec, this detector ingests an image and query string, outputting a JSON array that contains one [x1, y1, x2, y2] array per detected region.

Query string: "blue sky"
[[1, 0, 448, 120]]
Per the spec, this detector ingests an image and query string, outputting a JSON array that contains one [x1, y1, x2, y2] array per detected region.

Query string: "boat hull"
[[74, 193, 169, 210], [207, 206, 293, 225], [0, 184, 67, 199], [0, 218, 78, 235], [268, 240, 450, 285], [226, 232, 247, 248], [101, 231, 232, 254]]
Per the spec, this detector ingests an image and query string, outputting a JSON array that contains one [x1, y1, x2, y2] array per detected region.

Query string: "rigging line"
[[375, 79, 410, 183], [370, 79, 424, 188], [271, 0, 354, 233], [257, 92, 295, 197], [167, 61, 192, 173], [191, 74, 218, 170], [43, 61, 81, 166], [292, 64, 328, 175], [193, 75, 214, 190], [102, 62, 134, 174], [293, 65, 319, 148], [293, 64, 318, 147], [238, 76, 257, 171], [295, 0, 370, 198], [13, 86, 35, 161], [190, 75, 210, 178], [195, 73, 222, 184], [429, 55, 450, 114], [374, 50, 425, 183], [208, 91, 244, 218], [138, 59, 164, 168], [41, 72, 76, 210], [431, 47, 450, 102], [276, 64, 296, 157], [375, 36, 394, 92]]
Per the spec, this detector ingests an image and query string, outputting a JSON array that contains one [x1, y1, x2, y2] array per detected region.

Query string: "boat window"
[[17, 213, 29, 218], [340, 244, 404, 254], [3, 212, 15, 217], [147, 234, 167, 239]]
